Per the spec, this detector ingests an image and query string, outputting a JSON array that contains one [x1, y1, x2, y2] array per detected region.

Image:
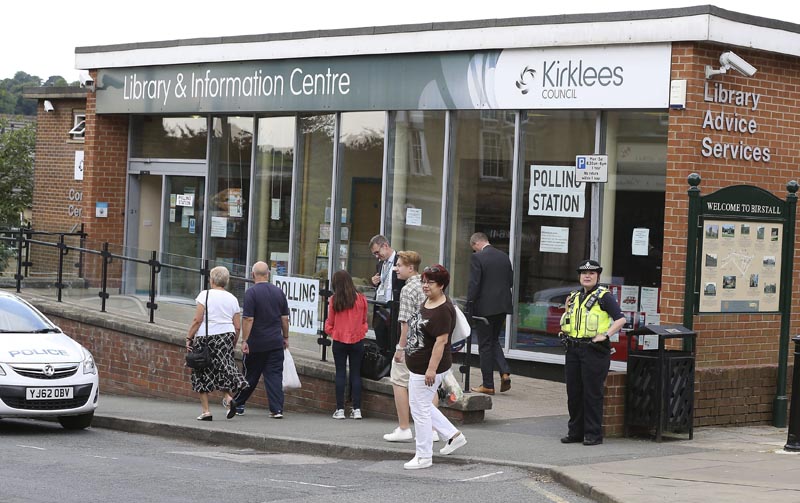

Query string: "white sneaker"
[[332, 409, 345, 420], [439, 433, 467, 455], [350, 408, 362, 420], [403, 455, 432, 470], [432, 431, 440, 442], [383, 427, 413, 442]]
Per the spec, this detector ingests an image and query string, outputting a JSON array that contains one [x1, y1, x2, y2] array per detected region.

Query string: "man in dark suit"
[[467, 232, 513, 395], [369, 235, 405, 352]]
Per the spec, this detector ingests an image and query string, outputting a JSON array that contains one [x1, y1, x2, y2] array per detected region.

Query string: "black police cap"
[[576, 259, 603, 274]]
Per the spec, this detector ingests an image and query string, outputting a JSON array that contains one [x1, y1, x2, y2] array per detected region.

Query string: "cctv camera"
[[83, 77, 95, 88], [719, 51, 757, 77], [43, 100, 54, 113]]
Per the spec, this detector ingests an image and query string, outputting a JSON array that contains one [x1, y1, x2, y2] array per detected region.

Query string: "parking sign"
[[575, 155, 608, 183]]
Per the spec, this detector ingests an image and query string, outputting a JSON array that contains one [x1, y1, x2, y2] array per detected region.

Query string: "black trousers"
[[233, 347, 284, 414], [476, 313, 511, 388], [564, 343, 611, 441], [372, 306, 391, 352]]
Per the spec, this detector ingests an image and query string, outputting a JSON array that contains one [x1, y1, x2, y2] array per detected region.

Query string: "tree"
[[0, 117, 35, 227]]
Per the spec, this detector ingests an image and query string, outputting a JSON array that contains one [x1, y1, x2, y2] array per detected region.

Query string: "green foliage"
[[0, 117, 35, 227], [0, 71, 73, 115]]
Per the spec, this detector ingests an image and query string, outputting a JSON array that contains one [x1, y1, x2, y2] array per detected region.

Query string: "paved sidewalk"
[[92, 379, 800, 503]]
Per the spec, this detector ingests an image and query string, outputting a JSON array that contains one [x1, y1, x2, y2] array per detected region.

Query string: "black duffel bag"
[[361, 339, 391, 380]]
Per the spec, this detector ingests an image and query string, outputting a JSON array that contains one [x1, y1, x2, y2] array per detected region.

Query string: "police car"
[[0, 291, 99, 429]]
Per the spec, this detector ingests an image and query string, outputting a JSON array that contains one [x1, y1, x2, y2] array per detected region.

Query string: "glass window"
[[604, 111, 667, 337], [251, 116, 295, 277], [387, 110, 445, 269], [336, 112, 385, 285], [130, 116, 208, 159], [207, 116, 253, 294], [516, 111, 596, 353], [294, 114, 335, 279], [447, 110, 515, 301]]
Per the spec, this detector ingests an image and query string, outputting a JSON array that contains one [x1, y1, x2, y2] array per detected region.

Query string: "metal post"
[[773, 180, 798, 427], [682, 173, 702, 337], [14, 228, 23, 293], [460, 301, 474, 390], [317, 281, 332, 362], [98, 242, 111, 312], [146, 251, 161, 323], [784, 335, 800, 451], [56, 234, 68, 302]]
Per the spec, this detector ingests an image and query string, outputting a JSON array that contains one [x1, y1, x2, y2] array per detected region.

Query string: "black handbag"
[[186, 289, 212, 369], [186, 343, 211, 369], [361, 339, 391, 380]]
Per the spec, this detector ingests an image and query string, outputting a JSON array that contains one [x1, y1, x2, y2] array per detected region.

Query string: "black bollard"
[[784, 335, 800, 451]]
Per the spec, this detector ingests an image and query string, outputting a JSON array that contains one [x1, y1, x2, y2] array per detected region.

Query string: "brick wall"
[[662, 43, 800, 369], [40, 301, 478, 423], [29, 98, 88, 275], [79, 75, 128, 287]]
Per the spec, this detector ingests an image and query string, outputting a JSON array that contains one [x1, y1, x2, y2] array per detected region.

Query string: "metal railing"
[[0, 226, 250, 324]]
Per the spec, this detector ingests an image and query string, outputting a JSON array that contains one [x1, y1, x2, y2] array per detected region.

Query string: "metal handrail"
[[0, 227, 253, 324]]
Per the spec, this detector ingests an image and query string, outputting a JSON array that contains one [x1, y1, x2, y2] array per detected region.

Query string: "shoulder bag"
[[186, 289, 212, 369]]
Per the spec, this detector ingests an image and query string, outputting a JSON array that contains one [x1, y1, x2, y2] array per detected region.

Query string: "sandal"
[[196, 412, 213, 421]]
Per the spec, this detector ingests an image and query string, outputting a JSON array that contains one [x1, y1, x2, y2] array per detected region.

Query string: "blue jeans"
[[233, 347, 284, 414], [332, 340, 365, 409]]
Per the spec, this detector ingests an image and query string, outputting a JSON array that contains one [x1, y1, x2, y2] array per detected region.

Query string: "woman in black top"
[[403, 264, 467, 469]]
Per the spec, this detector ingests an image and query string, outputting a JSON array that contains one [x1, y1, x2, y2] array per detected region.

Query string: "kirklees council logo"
[[514, 59, 623, 99], [489, 45, 672, 110], [515, 66, 536, 94]]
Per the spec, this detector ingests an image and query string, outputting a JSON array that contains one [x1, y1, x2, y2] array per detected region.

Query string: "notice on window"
[[169, 208, 176, 223], [529, 165, 585, 218], [271, 198, 281, 220], [176, 194, 194, 207], [228, 188, 243, 217], [210, 216, 227, 238], [620, 285, 639, 311], [406, 207, 422, 226], [639, 287, 659, 313], [539, 226, 569, 253], [632, 228, 650, 256]]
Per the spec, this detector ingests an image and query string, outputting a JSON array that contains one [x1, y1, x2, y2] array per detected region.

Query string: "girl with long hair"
[[325, 270, 368, 419]]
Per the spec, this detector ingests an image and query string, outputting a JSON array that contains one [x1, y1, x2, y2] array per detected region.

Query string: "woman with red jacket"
[[325, 270, 368, 419]]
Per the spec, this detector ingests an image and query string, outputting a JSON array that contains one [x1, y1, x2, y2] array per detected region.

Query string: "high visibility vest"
[[560, 287, 612, 338]]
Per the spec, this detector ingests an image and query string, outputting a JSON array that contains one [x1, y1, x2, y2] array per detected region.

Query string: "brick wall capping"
[[23, 86, 88, 100]]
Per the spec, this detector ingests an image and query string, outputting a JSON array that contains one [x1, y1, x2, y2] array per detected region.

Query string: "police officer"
[[559, 259, 626, 446]]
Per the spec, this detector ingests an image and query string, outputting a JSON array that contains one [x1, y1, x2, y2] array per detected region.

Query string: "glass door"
[[161, 175, 206, 299]]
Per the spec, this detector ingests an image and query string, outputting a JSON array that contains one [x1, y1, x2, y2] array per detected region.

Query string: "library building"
[[23, 5, 800, 426]]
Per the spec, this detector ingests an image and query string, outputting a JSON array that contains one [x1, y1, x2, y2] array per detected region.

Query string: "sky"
[[4, 0, 800, 83]]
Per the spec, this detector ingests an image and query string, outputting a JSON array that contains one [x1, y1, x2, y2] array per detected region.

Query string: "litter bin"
[[624, 324, 696, 442]]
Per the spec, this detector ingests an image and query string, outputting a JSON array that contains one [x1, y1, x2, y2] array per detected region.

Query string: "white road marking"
[[16, 445, 46, 450], [459, 471, 504, 482], [85, 455, 119, 460], [267, 478, 338, 488]]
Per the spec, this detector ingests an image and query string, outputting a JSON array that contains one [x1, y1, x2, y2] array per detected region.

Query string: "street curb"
[[91, 413, 620, 502]]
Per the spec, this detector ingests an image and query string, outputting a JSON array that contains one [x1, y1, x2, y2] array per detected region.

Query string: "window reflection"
[[448, 110, 515, 301], [387, 111, 445, 271], [130, 116, 208, 159], [252, 116, 295, 277], [516, 111, 596, 353]]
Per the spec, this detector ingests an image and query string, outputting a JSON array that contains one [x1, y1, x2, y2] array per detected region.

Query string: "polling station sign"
[[529, 165, 586, 218], [272, 275, 319, 335]]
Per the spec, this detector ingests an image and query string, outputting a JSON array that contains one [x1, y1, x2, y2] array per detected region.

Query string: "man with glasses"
[[368, 235, 405, 352], [467, 232, 513, 395]]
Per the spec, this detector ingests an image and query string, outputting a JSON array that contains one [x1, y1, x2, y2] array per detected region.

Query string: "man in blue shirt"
[[228, 261, 290, 419]]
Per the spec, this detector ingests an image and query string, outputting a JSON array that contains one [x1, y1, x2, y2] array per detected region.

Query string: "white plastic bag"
[[440, 369, 464, 404], [282, 349, 302, 390], [451, 304, 470, 346]]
